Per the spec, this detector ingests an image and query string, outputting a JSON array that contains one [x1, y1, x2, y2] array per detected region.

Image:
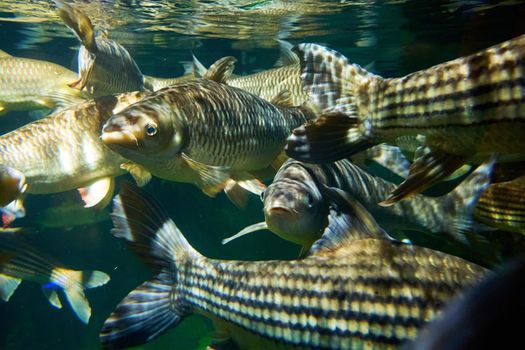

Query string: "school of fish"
[[0, 2, 524, 350]]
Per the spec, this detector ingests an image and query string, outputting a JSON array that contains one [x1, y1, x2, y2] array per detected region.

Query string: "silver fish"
[[100, 182, 486, 349]]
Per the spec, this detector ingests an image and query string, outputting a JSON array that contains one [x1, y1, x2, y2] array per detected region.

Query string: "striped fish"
[[100, 182, 487, 350], [0, 49, 88, 114], [223, 158, 494, 250], [0, 91, 150, 209], [286, 35, 525, 205], [0, 228, 110, 323], [57, 2, 144, 96], [100, 57, 316, 201]]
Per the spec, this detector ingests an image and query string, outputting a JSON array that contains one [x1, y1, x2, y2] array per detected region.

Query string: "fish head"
[[263, 163, 328, 245], [101, 97, 186, 159]]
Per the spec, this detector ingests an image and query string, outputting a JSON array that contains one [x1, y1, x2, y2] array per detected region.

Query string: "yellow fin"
[[271, 90, 295, 108], [56, 1, 97, 51], [0, 49, 12, 58], [42, 288, 63, 309], [77, 177, 115, 208], [203, 56, 236, 83], [0, 274, 21, 301], [121, 162, 152, 187], [182, 153, 231, 197]]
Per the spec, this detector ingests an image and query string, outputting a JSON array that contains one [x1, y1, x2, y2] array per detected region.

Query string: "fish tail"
[[56, 1, 96, 51], [285, 43, 380, 163], [100, 182, 199, 349], [441, 157, 496, 241], [474, 175, 525, 234], [50, 268, 110, 324]]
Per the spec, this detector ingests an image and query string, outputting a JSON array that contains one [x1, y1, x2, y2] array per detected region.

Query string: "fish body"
[[100, 183, 487, 350], [0, 229, 110, 323], [0, 51, 87, 114], [287, 35, 525, 203], [0, 92, 148, 200], [143, 73, 196, 92], [231, 158, 493, 248], [57, 2, 144, 96], [101, 57, 315, 197]]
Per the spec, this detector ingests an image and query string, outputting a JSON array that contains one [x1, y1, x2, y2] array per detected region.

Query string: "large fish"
[[223, 158, 494, 250], [99, 182, 486, 350], [0, 92, 150, 211], [100, 57, 316, 202], [0, 228, 110, 323], [286, 35, 525, 205], [56, 1, 144, 96], [0, 49, 88, 114]]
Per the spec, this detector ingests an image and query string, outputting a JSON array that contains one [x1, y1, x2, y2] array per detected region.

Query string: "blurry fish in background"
[[286, 35, 525, 204], [101, 57, 316, 206], [0, 49, 89, 115], [223, 158, 495, 251], [100, 182, 486, 350], [34, 198, 110, 230], [0, 165, 26, 208], [0, 91, 150, 213], [0, 228, 110, 324], [403, 257, 525, 350], [0, 199, 25, 228], [56, 1, 145, 96]]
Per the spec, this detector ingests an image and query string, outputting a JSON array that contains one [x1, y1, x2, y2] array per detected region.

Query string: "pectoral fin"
[[42, 288, 63, 309], [0, 274, 21, 301], [222, 221, 268, 245], [379, 147, 467, 206], [121, 162, 152, 187], [182, 154, 231, 197], [78, 177, 115, 208], [69, 57, 96, 91]]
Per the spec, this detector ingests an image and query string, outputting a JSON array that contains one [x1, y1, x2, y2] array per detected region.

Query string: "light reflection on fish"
[[224, 158, 494, 249], [100, 182, 487, 350], [286, 35, 525, 204], [0, 49, 88, 114], [0, 228, 110, 323]]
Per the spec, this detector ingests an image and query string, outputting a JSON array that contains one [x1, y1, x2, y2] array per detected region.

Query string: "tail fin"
[[56, 1, 96, 51], [100, 182, 198, 348], [440, 158, 495, 241], [285, 43, 379, 163], [474, 175, 525, 234], [50, 268, 110, 324]]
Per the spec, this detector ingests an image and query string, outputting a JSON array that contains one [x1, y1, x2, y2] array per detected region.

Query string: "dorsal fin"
[[203, 56, 236, 83], [0, 49, 12, 58], [274, 39, 299, 67], [307, 186, 391, 256], [56, 0, 97, 51], [192, 54, 208, 78], [271, 90, 295, 108]]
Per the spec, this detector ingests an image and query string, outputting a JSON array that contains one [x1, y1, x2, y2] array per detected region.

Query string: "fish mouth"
[[268, 206, 293, 214], [100, 129, 140, 148]]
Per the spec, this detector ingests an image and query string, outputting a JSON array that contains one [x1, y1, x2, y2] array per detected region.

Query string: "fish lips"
[[101, 120, 142, 149]]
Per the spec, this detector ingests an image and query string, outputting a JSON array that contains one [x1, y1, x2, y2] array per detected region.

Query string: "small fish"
[[101, 57, 316, 204], [224, 158, 494, 249], [0, 165, 26, 207], [0, 49, 88, 114], [100, 182, 486, 349], [474, 175, 525, 234], [0, 228, 110, 323], [0, 91, 150, 209], [56, 1, 144, 96], [403, 257, 525, 350], [286, 35, 525, 204]]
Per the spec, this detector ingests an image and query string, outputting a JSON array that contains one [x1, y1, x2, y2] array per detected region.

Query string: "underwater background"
[[0, 1, 525, 349]]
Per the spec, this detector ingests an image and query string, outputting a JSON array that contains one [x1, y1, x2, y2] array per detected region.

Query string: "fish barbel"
[[0, 49, 88, 114], [101, 57, 315, 200], [286, 34, 525, 204], [224, 158, 494, 249], [0, 228, 110, 323], [57, 1, 144, 96], [100, 183, 487, 350], [0, 91, 150, 208]]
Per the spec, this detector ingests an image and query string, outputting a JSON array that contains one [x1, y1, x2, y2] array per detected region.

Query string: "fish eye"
[[145, 123, 158, 136]]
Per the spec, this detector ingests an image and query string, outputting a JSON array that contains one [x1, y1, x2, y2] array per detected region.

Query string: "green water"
[[0, 1, 524, 349]]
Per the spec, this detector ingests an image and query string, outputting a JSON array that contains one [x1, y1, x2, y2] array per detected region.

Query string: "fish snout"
[[101, 118, 141, 147]]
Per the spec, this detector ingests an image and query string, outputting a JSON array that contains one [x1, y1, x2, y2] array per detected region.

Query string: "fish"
[[0, 165, 26, 208], [402, 257, 525, 350], [56, 1, 144, 96], [100, 56, 316, 203], [474, 175, 525, 234], [286, 35, 525, 205], [223, 158, 494, 250], [99, 182, 487, 350], [0, 91, 150, 209], [0, 228, 110, 323], [0, 49, 88, 114]]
